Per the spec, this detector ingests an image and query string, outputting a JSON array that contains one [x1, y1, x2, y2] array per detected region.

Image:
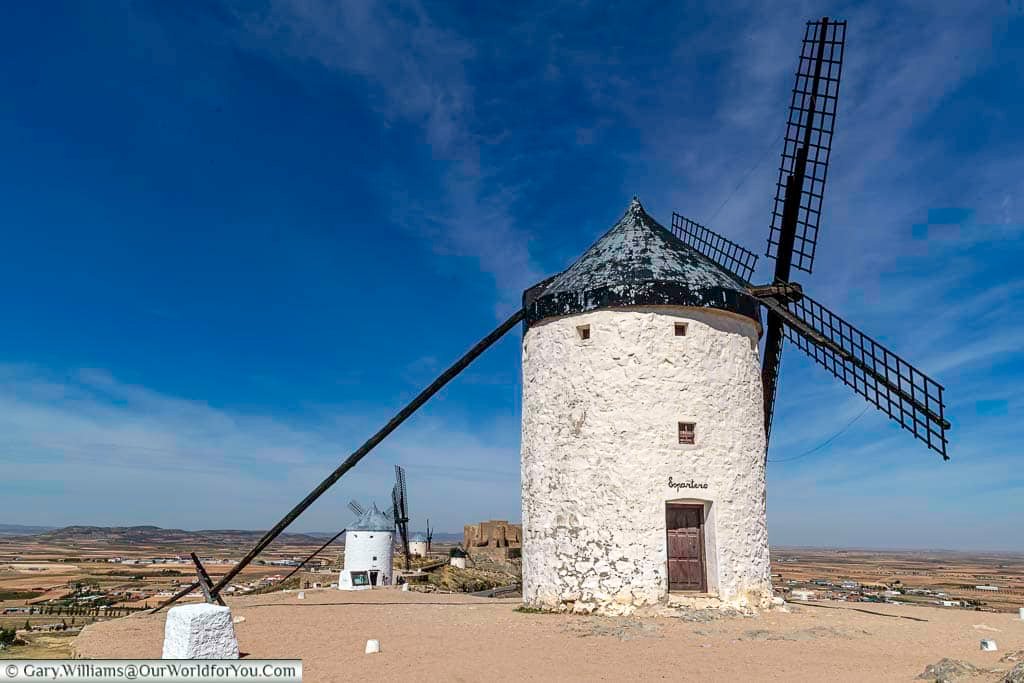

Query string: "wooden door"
[[666, 504, 706, 592]]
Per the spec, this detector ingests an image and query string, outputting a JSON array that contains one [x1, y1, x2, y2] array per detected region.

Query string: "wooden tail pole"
[[190, 552, 226, 607], [152, 308, 526, 614], [276, 528, 347, 586]]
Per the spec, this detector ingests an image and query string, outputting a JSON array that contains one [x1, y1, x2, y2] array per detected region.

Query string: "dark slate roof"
[[523, 198, 760, 327], [348, 503, 394, 532]]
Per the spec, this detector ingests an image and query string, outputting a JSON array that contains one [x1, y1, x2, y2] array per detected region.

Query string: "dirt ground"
[[73, 588, 1024, 682]]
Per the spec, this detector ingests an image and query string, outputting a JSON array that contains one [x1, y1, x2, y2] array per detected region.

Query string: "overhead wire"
[[770, 405, 872, 464], [706, 133, 784, 225]]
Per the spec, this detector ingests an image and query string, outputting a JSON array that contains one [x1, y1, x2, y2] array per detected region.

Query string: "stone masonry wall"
[[520, 306, 771, 615]]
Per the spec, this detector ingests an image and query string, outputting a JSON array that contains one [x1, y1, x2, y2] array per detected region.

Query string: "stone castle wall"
[[463, 520, 522, 550]]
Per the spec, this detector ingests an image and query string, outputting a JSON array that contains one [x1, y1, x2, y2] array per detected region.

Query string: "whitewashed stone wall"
[[338, 531, 394, 590], [521, 306, 771, 614]]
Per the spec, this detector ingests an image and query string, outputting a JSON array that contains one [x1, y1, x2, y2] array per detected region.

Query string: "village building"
[[338, 503, 393, 591], [449, 548, 468, 569], [520, 198, 772, 615]]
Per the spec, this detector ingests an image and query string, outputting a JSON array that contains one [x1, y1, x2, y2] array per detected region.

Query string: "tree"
[[24, 620, 30, 631]]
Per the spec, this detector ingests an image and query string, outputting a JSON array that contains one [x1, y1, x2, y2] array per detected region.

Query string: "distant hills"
[[30, 525, 326, 545], [0, 524, 56, 536], [0, 524, 464, 545]]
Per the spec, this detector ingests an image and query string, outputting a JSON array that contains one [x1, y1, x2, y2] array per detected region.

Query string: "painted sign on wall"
[[668, 477, 709, 491]]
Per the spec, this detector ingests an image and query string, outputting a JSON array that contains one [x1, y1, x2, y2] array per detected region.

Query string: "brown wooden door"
[[666, 504, 706, 592]]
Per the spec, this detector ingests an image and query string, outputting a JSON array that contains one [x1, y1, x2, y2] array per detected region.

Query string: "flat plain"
[[3, 528, 1023, 678]]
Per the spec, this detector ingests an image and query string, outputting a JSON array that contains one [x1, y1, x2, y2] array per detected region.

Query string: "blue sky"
[[0, 1, 1021, 550]]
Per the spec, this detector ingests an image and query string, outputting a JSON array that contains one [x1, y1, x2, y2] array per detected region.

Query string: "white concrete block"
[[162, 603, 239, 659], [297, 591, 305, 600], [980, 639, 998, 652], [1019, 607, 1024, 621], [365, 639, 381, 654]]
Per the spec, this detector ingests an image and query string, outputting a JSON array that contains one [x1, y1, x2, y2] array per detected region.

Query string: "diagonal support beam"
[[275, 528, 347, 587], [152, 307, 526, 613]]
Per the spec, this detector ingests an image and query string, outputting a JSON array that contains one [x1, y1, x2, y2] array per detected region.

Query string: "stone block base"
[[162, 603, 239, 659], [666, 593, 724, 610]]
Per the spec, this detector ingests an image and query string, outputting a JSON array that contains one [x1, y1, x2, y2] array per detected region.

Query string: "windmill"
[[425, 519, 433, 554], [154, 16, 950, 616], [670, 17, 949, 460], [392, 465, 411, 570], [337, 500, 395, 590]]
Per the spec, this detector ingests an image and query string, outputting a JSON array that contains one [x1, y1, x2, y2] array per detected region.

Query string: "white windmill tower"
[[338, 501, 394, 590], [520, 197, 771, 614]]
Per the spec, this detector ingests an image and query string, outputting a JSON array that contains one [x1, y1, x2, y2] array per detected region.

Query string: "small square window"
[[674, 323, 688, 337], [372, 556, 377, 561], [678, 422, 696, 445], [577, 324, 591, 340]]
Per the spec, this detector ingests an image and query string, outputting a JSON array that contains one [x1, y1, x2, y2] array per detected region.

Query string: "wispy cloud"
[[236, 0, 543, 307], [0, 365, 520, 532]]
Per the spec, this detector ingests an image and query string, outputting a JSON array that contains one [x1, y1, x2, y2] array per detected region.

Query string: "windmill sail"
[[670, 213, 759, 283], [761, 17, 847, 448], [766, 18, 846, 275], [756, 291, 949, 459], [392, 465, 411, 570]]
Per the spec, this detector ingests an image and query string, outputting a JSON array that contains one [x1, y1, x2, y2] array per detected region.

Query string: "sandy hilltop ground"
[[75, 588, 1024, 682]]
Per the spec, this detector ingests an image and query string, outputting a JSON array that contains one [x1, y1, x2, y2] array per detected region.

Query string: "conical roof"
[[348, 502, 394, 532], [523, 198, 760, 327]]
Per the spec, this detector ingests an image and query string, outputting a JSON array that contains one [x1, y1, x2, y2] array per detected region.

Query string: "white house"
[[449, 548, 467, 569]]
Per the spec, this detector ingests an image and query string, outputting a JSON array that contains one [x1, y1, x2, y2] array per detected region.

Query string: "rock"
[[1001, 662, 1024, 683], [1002, 651, 1024, 664], [162, 604, 239, 659], [365, 639, 381, 654], [232, 616, 245, 625], [741, 629, 774, 641], [982, 640, 999, 652], [916, 658, 981, 681]]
